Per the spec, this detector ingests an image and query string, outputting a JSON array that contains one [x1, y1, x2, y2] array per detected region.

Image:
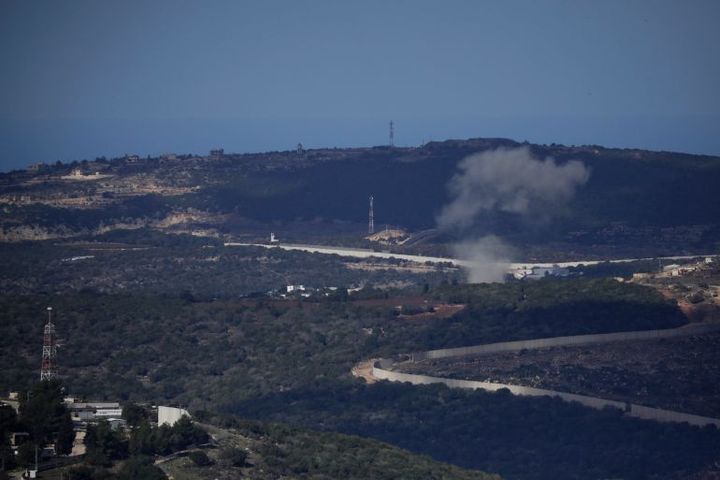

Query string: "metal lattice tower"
[[389, 121, 394, 147], [40, 307, 57, 381], [368, 195, 375, 235]]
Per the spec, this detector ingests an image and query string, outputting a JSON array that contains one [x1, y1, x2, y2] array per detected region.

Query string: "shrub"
[[218, 446, 247, 467], [188, 450, 212, 467]]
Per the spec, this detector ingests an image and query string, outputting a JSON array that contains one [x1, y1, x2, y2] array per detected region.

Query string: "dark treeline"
[[225, 380, 720, 480], [0, 277, 709, 478], [0, 278, 684, 404]]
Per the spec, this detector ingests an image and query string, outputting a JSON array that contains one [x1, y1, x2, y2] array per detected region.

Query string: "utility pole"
[[368, 195, 375, 235]]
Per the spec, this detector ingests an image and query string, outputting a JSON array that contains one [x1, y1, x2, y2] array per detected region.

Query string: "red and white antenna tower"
[[368, 195, 375, 235], [40, 307, 57, 381]]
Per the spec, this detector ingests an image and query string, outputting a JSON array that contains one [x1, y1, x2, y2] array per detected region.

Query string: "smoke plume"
[[438, 147, 590, 283], [452, 235, 515, 283], [437, 146, 590, 229]]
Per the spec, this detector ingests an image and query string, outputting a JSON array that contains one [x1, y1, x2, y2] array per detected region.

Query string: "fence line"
[[413, 323, 720, 361]]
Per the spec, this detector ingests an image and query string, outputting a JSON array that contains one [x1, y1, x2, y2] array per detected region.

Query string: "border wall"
[[413, 323, 720, 361], [373, 361, 720, 428], [375, 322, 720, 428]]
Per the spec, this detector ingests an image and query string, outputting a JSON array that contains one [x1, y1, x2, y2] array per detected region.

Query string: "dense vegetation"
[[224, 381, 720, 480], [62, 411, 208, 479], [0, 381, 75, 470], [162, 412, 501, 480], [1, 274, 708, 479], [0, 235, 460, 299], [85, 415, 208, 465], [4, 138, 719, 479], [429, 278, 686, 343], [2, 138, 720, 256], [0, 278, 683, 405], [402, 332, 720, 417]]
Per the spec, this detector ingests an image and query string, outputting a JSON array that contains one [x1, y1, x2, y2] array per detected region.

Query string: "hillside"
[[159, 415, 500, 480], [2, 137, 720, 258], [4, 269, 718, 479], [0, 278, 685, 404]]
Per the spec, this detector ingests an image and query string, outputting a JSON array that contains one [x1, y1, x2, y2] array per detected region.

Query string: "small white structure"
[[66, 401, 122, 422], [158, 406, 190, 427], [512, 268, 533, 280], [519, 265, 570, 280], [270, 232, 279, 243], [286, 285, 305, 293]]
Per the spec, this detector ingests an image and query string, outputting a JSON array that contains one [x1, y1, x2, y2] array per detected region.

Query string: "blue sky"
[[1, 0, 719, 169]]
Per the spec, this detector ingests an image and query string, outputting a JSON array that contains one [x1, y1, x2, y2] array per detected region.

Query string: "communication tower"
[[389, 121, 394, 147], [40, 307, 57, 381], [368, 195, 375, 235]]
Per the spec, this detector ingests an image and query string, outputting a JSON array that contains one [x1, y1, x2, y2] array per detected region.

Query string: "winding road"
[[226, 241, 720, 426], [354, 322, 720, 428], [225, 242, 717, 273]]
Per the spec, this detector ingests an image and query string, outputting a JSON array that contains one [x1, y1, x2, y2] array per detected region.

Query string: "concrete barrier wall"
[[372, 363, 720, 428], [414, 323, 720, 361], [376, 322, 720, 428]]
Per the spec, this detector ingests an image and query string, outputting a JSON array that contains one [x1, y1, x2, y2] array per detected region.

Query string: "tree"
[[61, 465, 112, 480], [17, 381, 75, 455], [188, 450, 212, 466], [122, 403, 148, 428], [0, 405, 17, 471], [218, 446, 247, 467], [16, 442, 36, 468], [85, 420, 127, 466], [115, 456, 166, 480], [167, 416, 209, 450], [128, 421, 155, 456], [56, 412, 75, 455]]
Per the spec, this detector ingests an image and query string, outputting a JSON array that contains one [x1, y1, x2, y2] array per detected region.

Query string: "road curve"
[[354, 322, 720, 428], [225, 242, 717, 272]]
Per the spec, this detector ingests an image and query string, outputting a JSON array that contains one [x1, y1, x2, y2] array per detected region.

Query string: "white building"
[[158, 406, 190, 427], [65, 401, 122, 422]]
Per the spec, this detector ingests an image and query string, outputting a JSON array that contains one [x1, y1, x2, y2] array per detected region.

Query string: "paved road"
[[225, 242, 716, 272], [357, 322, 720, 428]]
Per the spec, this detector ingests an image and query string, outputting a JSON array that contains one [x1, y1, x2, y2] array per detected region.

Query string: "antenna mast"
[[368, 195, 375, 235], [389, 121, 394, 147], [40, 307, 57, 381]]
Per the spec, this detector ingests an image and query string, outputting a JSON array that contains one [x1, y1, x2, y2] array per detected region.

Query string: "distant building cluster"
[[0, 306, 196, 476], [273, 284, 342, 299], [65, 398, 125, 430], [512, 265, 570, 280]]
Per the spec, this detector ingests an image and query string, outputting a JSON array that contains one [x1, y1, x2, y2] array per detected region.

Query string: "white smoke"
[[452, 235, 514, 283], [437, 146, 590, 229], [438, 147, 590, 283]]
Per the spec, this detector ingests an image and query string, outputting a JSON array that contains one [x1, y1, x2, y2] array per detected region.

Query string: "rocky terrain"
[[2, 137, 720, 258]]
